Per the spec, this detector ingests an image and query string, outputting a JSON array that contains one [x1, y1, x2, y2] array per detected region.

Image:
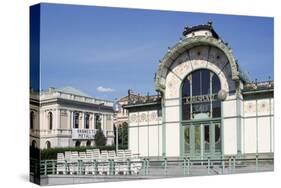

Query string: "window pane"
[[192, 70, 201, 96], [182, 69, 221, 120], [74, 113, 79, 128], [212, 75, 221, 94], [195, 126, 201, 153], [85, 114, 89, 129], [212, 100, 221, 118], [49, 112, 53, 130], [184, 127, 190, 154], [201, 69, 210, 95], [182, 79, 190, 97], [30, 112, 34, 129], [204, 125, 210, 153], [215, 124, 221, 152], [182, 104, 190, 120]]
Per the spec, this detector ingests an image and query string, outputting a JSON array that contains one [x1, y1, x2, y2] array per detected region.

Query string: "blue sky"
[[35, 3, 273, 100]]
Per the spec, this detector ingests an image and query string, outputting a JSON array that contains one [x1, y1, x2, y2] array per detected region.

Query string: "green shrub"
[[40, 145, 127, 160], [94, 130, 107, 146]]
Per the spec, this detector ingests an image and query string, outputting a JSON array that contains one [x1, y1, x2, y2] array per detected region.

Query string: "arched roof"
[[155, 35, 240, 92]]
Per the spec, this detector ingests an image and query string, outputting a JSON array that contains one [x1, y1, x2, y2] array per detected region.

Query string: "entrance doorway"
[[181, 69, 223, 159], [183, 122, 221, 159]]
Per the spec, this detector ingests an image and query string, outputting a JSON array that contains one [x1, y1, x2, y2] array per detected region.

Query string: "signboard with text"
[[182, 94, 217, 104], [72, 129, 97, 140]]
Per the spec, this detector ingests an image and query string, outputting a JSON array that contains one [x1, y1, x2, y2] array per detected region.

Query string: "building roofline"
[[183, 22, 219, 39]]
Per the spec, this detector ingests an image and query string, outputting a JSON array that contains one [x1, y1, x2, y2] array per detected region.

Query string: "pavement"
[[38, 161, 273, 186]]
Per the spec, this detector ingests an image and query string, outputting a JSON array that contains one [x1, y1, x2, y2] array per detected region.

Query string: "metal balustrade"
[[243, 80, 274, 92], [31, 153, 273, 177]]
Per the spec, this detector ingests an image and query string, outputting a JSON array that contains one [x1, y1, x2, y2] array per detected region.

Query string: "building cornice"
[[40, 98, 114, 113]]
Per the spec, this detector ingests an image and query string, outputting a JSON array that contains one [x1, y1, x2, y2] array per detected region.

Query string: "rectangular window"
[[85, 113, 89, 129], [74, 112, 79, 129], [95, 114, 101, 130]]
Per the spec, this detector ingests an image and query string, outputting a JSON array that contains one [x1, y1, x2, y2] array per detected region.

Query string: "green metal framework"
[[179, 69, 223, 159]]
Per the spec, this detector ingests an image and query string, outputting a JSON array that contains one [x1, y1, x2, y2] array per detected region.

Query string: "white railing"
[[34, 154, 273, 176], [40, 91, 114, 107]]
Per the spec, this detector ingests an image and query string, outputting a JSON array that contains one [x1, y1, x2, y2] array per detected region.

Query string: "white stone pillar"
[[104, 114, 107, 132], [81, 112, 85, 129], [67, 110, 70, 129], [110, 114, 114, 131], [56, 109, 60, 130], [92, 113, 95, 129], [69, 111, 73, 129], [100, 114, 104, 130]]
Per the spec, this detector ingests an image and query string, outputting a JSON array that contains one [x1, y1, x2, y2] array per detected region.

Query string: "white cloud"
[[96, 86, 114, 92]]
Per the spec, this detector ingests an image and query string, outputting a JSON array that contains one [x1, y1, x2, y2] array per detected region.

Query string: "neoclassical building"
[[114, 90, 147, 127], [124, 22, 274, 159], [30, 86, 115, 149]]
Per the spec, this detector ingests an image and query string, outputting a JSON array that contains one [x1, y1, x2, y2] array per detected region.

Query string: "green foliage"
[[118, 122, 128, 148], [96, 120, 101, 130], [94, 129, 107, 146], [40, 145, 128, 160]]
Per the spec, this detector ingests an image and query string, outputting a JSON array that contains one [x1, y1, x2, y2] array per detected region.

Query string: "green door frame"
[[181, 119, 222, 159], [178, 68, 224, 159]]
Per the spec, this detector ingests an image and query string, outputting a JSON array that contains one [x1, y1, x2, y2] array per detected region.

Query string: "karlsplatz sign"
[[72, 129, 97, 140], [183, 94, 217, 104]]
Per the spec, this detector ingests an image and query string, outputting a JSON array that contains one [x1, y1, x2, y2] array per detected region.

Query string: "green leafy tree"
[[95, 129, 107, 147], [118, 122, 128, 148]]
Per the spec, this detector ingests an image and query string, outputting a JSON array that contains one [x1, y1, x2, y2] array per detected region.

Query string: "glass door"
[[203, 124, 210, 156], [214, 123, 221, 154], [183, 122, 221, 159]]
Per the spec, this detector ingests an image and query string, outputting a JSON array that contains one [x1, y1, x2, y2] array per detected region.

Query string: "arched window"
[[46, 141, 51, 149], [95, 114, 101, 130], [31, 140, 37, 148], [48, 112, 53, 130], [86, 140, 91, 147], [75, 141, 81, 147], [30, 111, 34, 129], [182, 69, 221, 120], [74, 112, 79, 129], [85, 113, 89, 129]]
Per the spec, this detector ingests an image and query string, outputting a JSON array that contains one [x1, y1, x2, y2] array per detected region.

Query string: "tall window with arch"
[[181, 69, 221, 120], [30, 111, 34, 129], [75, 141, 81, 147], [31, 140, 37, 148], [48, 112, 53, 130], [46, 141, 51, 149], [86, 140, 91, 147], [74, 112, 79, 129], [95, 114, 101, 130], [85, 113, 90, 129]]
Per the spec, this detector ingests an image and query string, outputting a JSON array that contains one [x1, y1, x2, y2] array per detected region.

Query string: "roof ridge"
[[56, 86, 91, 97]]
